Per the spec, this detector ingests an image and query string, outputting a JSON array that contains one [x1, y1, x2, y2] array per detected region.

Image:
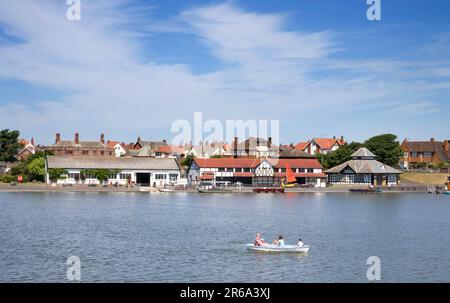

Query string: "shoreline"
[[0, 184, 431, 194]]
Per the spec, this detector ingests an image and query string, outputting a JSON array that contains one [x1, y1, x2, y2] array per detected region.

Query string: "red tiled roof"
[[193, 158, 322, 169], [107, 141, 120, 149], [295, 142, 309, 151], [194, 158, 260, 168], [313, 138, 340, 150], [19, 139, 30, 146]]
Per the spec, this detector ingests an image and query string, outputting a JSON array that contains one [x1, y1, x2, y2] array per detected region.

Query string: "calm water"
[[0, 192, 449, 282]]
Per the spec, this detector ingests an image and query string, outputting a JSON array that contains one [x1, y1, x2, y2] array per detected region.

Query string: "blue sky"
[[0, 0, 449, 145]]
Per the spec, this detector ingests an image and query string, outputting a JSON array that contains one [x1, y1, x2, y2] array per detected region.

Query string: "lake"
[[0, 192, 449, 282]]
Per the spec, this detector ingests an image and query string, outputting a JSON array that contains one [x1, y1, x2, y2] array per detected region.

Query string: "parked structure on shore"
[[187, 157, 327, 187], [46, 133, 115, 157], [45, 156, 180, 187], [325, 148, 402, 186], [400, 138, 450, 169]]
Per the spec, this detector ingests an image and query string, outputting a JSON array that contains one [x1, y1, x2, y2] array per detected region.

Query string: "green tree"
[[364, 134, 403, 167], [181, 154, 195, 167], [0, 129, 23, 163], [317, 142, 364, 169], [210, 155, 223, 158], [27, 157, 45, 182]]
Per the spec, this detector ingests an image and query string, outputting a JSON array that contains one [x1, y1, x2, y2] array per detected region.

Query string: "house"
[[226, 137, 278, 158], [400, 138, 450, 169], [16, 138, 37, 161], [278, 147, 315, 159], [45, 156, 180, 187], [296, 136, 345, 155], [325, 148, 402, 186], [186, 143, 226, 158], [0, 161, 10, 174], [129, 145, 154, 157], [154, 145, 185, 158], [45, 133, 115, 157], [107, 141, 127, 157], [187, 157, 327, 187], [132, 137, 167, 150]]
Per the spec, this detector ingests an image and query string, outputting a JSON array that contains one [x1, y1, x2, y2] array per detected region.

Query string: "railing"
[[400, 168, 450, 174], [382, 185, 428, 192]]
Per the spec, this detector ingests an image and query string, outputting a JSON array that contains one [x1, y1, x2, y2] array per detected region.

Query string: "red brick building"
[[400, 138, 450, 169], [45, 133, 115, 157]]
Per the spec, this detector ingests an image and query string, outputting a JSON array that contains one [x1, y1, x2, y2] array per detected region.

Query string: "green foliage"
[[210, 155, 223, 158], [1, 175, 16, 183], [317, 142, 364, 169], [364, 134, 403, 167], [10, 161, 29, 180], [80, 169, 119, 182], [0, 129, 23, 163], [27, 157, 45, 182], [181, 154, 195, 167], [48, 168, 68, 182]]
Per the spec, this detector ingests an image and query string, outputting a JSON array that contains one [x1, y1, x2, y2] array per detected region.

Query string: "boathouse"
[[187, 157, 327, 187], [325, 148, 402, 186], [45, 156, 180, 187]]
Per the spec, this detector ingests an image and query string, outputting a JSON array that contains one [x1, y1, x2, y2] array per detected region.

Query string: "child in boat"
[[297, 239, 304, 247], [254, 233, 268, 246]]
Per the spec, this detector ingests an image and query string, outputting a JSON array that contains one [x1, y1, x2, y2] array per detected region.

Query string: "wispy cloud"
[[0, 0, 448, 143]]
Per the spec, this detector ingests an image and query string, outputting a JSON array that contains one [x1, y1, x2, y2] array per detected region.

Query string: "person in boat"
[[297, 239, 304, 247], [273, 235, 285, 246], [254, 233, 268, 246]]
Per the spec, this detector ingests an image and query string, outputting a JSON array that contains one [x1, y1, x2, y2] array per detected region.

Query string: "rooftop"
[[47, 156, 179, 170]]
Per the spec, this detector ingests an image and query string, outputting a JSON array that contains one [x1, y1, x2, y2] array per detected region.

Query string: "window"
[[169, 174, 178, 181], [101, 151, 105, 156], [423, 152, 433, 157], [68, 173, 80, 179], [243, 168, 251, 172], [109, 151, 113, 156], [120, 173, 132, 180], [306, 168, 313, 173], [155, 174, 166, 180], [218, 168, 226, 172], [411, 152, 417, 157], [108, 174, 117, 180]]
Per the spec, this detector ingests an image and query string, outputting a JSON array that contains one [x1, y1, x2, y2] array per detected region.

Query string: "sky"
[[0, 0, 449, 145]]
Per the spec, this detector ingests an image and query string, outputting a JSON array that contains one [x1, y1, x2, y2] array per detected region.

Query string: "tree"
[[0, 129, 23, 163], [181, 154, 195, 167], [27, 157, 45, 182], [317, 142, 364, 169], [364, 134, 403, 167]]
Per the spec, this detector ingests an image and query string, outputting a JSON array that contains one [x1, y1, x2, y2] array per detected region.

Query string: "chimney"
[[340, 136, 344, 144], [55, 133, 61, 144], [444, 140, 449, 152], [100, 133, 105, 144], [31, 137, 35, 146], [75, 133, 79, 144], [430, 137, 435, 142], [234, 137, 238, 158], [163, 139, 167, 145], [268, 137, 272, 148]]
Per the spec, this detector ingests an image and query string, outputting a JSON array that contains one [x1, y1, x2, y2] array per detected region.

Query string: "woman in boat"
[[273, 235, 285, 246], [254, 233, 268, 246]]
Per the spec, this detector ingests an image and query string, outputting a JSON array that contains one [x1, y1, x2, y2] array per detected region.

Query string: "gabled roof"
[[325, 159, 401, 174], [295, 142, 309, 151], [192, 158, 322, 169], [278, 148, 315, 159], [47, 156, 179, 170], [402, 140, 450, 162], [51, 140, 109, 149], [312, 138, 341, 150], [351, 148, 376, 158]]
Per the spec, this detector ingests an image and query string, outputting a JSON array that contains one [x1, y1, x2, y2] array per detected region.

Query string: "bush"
[[1, 175, 16, 183]]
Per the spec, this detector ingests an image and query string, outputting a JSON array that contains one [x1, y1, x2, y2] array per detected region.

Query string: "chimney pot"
[[75, 133, 79, 144], [431, 137, 435, 142], [163, 139, 167, 145], [31, 137, 35, 146], [55, 133, 61, 144], [100, 133, 105, 144], [234, 137, 239, 158], [268, 137, 272, 148], [444, 140, 449, 152]]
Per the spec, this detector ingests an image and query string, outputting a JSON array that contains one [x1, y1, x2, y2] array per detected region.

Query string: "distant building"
[[16, 138, 37, 161], [154, 145, 186, 158], [296, 136, 345, 155], [46, 133, 115, 157], [186, 143, 226, 158], [400, 138, 450, 169], [0, 161, 10, 174], [187, 157, 326, 187], [132, 137, 167, 150], [107, 141, 127, 157], [325, 148, 402, 186], [226, 137, 278, 158], [46, 156, 180, 187]]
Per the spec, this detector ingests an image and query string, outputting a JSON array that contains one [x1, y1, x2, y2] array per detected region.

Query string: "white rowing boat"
[[246, 243, 310, 253]]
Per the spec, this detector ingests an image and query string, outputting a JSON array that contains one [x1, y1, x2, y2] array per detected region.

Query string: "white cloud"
[[0, 0, 448, 144]]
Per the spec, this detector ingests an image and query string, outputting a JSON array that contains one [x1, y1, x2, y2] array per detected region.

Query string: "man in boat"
[[297, 239, 304, 247], [273, 235, 285, 246], [254, 233, 268, 246]]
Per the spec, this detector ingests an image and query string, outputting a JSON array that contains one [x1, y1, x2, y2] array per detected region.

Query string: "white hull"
[[246, 244, 310, 253], [158, 188, 175, 193]]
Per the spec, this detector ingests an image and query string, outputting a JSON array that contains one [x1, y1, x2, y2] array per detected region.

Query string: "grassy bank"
[[400, 173, 449, 185]]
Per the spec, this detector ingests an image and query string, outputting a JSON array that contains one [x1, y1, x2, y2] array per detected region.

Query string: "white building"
[[46, 156, 180, 187]]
